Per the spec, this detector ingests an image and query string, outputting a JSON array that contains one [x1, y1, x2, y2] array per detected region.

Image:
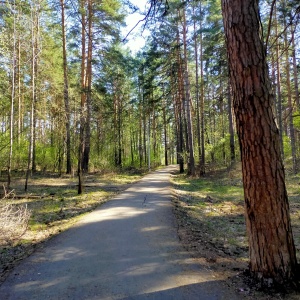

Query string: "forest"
[[0, 0, 299, 181], [0, 0, 300, 290]]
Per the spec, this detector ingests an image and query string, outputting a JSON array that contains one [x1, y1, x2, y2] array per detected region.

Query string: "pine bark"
[[221, 0, 297, 284]]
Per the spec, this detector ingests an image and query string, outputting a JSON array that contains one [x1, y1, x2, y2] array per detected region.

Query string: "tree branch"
[[265, 0, 276, 48]]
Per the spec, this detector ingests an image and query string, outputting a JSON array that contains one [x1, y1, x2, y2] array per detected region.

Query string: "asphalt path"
[[0, 165, 240, 300]]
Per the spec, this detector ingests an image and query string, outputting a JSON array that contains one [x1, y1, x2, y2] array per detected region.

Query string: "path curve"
[[0, 166, 239, 299]]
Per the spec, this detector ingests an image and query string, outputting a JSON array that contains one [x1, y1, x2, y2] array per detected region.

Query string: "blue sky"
[[123, 0, 149, 53]]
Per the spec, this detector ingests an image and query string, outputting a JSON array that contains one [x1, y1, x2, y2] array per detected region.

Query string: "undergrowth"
[[171, 163, 300, 261]]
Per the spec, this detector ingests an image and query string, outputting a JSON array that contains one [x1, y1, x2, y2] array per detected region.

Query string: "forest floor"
[[0, 164, 300, 299], [171, 162, 300, 299], [0, 168, 146, 285]]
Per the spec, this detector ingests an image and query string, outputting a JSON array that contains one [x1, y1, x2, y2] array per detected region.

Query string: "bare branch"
[[265, 0, 276, 48]]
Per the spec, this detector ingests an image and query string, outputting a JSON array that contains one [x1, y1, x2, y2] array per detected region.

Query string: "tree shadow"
[[0, 169, 241, 299]]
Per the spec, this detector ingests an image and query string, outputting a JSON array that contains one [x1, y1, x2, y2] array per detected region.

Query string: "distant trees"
[[141, 0, 234, 174], [0, 0, 130, 189], [143, 0, 300, 179], [0, 0, 299, 191]]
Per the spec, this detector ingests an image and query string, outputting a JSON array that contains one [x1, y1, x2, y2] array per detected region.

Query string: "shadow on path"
[[0, 166, 240, 300]]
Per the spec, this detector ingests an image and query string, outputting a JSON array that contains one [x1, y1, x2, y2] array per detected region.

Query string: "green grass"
[[171, 164, 300, 261], [1, 171, 145, 245], [0, 169, 146, 282]]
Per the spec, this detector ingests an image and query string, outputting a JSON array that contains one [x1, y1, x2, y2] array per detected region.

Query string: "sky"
[[122, 0, 149, 53]]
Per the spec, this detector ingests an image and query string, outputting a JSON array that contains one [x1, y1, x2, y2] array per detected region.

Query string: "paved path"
[[0, 166, 239, 299]]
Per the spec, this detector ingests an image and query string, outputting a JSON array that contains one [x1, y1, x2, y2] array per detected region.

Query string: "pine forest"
[[1, 0, 300, 290], [0, 0, 298, 180]]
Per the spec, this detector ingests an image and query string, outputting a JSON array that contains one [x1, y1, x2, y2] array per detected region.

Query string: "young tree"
[[221, 0, 297, 285]]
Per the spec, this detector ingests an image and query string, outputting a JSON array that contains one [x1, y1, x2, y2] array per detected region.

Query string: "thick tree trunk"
[[222, 0, 297, 284]]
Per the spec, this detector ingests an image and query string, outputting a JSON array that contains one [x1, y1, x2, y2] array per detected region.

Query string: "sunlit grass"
[[1, 170, 145, 248], [171, 164, 300, 261]]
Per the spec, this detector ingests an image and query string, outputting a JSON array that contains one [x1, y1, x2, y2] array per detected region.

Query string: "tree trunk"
[[291, 27, 299, 109], [118, 104, 122, 167], [31, 9, 39, 173], [199, 13, 205, 175], [8, 0, 17, 189], [176, 28, 185, 174], [193, 5, 201, 164], [163, 106, 168, 166], [139, 92, 143, 167], [82, 0, 92, 173], [182, 7, 195, 176], [60, 0, 72, 174], [222, 0, 297, 285], [25, 4, 38, 191], [78, 0, 86, 194], [227, 80, 235, 163], [275, 4, 284, 157], [282, 1, 297, 174], [17, 38, 22, 146], [284, 30, 297, 174]]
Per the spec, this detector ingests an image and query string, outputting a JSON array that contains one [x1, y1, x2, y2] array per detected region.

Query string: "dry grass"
[[0, 203, 31, 246], [0, 170, 144, 283]]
